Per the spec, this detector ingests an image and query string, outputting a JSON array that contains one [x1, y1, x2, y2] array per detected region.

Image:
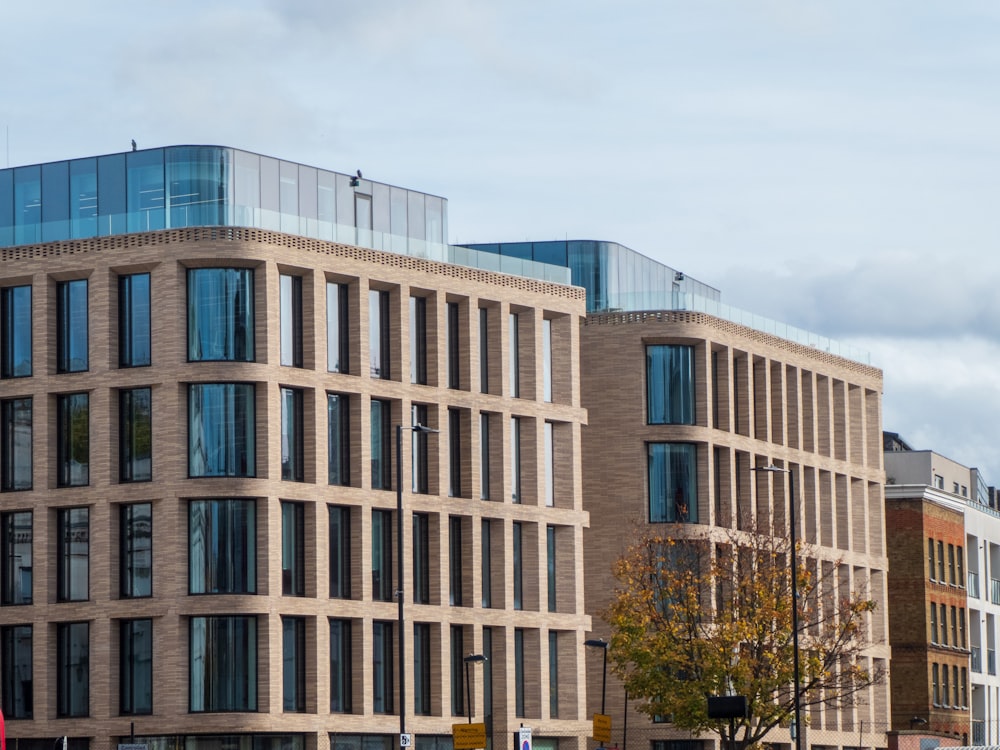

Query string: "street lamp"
[[463, 654, 487, 723], [584, 638, 609, 715], [397, 422, 440, 741], [753, 464, 801, 750]]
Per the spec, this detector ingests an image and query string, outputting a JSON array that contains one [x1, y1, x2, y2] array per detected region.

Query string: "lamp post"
[[396, 422, 439, 742], [753, 464, 801, 750], [464, 654, 487, 723], [584, 638, 609, 715]]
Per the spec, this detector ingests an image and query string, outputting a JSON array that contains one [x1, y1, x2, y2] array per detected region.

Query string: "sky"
[[4, 1, 1000, 479]]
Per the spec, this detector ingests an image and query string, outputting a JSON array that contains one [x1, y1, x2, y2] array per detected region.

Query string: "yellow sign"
[[592, 713, 612, 743], [452, 723, 488, 750]]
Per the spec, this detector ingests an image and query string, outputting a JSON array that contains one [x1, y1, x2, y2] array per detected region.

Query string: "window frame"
[[118, 272, 151, 368], [119, 387, 152, 483], [56, 278, 88, 373]]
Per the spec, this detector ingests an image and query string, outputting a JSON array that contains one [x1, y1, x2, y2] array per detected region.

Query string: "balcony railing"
[[970, 570, 980, 598], [992, 578, 1000, 605], [973, 719, 986, 746], [972, 646, 983, 673], [990, 649, 997, 676]]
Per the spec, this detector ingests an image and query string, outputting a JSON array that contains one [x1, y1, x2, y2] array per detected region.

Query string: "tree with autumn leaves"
[[604, 524, 885, 749]]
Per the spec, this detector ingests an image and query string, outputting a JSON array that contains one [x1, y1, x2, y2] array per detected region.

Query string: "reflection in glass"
[[57, 507, 89, 602], [282, 617, 305, 712], [188, 383, 255, 477], [281, 502, 304, 596], [646, 345, 695, 425], [187, 268, 254, 362], [328, 393, 350, 486], [120, 618, 152, 715], [119, 273, 151, 367], [327, 282, 349, 373], [57, 622, 89, 717], [330, 619, 352, 712], [120, 503, 152, 598], [370, 399, 391, 489], [57, 393, 89, 487], [1, 285, 31, 378], [369, 289, 389, 379], [1, 398, 31, 491], [1, 511, 32, 605], [126, 149, 165, 232], [57, 279, 88, 373], [281, 388, 304, 482], [648, 442, 698, 523], [372, 621, 393, 713], [188, 498, 256, 594], [120, 388, 152, 482], [280, 274, 303, 367], [329, 506, 351, 599], [190, 615, 257, 712], [371, 509, 392, 602], [1, 624, 32, 718]]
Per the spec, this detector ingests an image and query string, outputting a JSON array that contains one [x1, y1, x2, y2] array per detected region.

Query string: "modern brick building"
[[0, 146, 593, 750]]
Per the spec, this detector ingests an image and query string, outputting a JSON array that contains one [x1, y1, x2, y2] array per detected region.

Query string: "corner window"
[[57, 279, 88, 373], [57, 507, 89, 602], [281, 387, 304, 482], [1, 511, 32, 605], [120, 618, 152, 715], [188, 499, 256, 594], [188, 383, 256, 478], [648, 443, 698, 523], [57, 393, 89, 487], [187, 268, 254, 362], [120, 503, 152, 598], [280, 274, 303, 368], [1, 625, 32, 718], [119, 388, 152, 483], [646, 345, 695, 425], [57, 622, 89, 717], [189, 615, 257, 712], [1, 397, 32, 491], [328, 393, 351, 486], [1, 285, 31, 378], [119, 273, 151, 367]]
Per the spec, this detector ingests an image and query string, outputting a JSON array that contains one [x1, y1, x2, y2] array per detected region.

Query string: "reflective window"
[[57, 507, 89, 602], [514, 628, 525, 717], [330, 619, 352, 712], [372, 621, 393, 713], [509, 312, 519, 397], [119, 273, 151, 367], [166, 146, 227, 227], [481, 519, 492, 608], [280, 274, 303, 367], [279, 161, 299, 234], [542, 318, 553, 402], [447, 301, 460, 389], [513, 522, 523, 611], [449, 408, 462, 498], [450, 625, 464, 716], [547, 525, 557, 612], [480, 412, 490, 500], [510, 416, 521, 503], [648, 443, 698, 523], [1, 511, 32, 604], [1, 285, 31, 378], [120, 503, 152, 599], [1, 624, 32, 718], [449, 516, 463, 607], [126, 149, 165, 232], [544, 421, 554, 507], [549, 630, 559, 717], [412, 512, 429, 604], [187, 268, 254, 362], [647, 345, 695, 425], [329, 505, 351, 599], [410, 296, 427, 385], [327, 282, 349, 373], [414, 622, 432, 715], [188, 383, 255, 477], [371, 509, 393, 602], [189, 615, 257, 712], [370, 399, 391, 490], [189, 499, 256, 594], [120, 388, 152, 482], [12, 166, 40, 246], [57, 622, 89, 717], [120, 618, 152, 715], [281, 387, 304, 482], [281, 501, 305, 596], [479, 307, 489, 393], [1, 397, 32, 491], [69, 158, 98, 239], [328, 393, 351, 486], [56, 279, 88, 373], [369, 289, 390, 379], [282, 616, 306, 712], [57, 393, 89, 487], [41, 161, 69, 242], [412, 404, 429, 494], [98, 153, 127, 235]]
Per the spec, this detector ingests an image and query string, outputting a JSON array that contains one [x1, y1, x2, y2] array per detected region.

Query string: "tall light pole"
[[584, 638, 609, 715], [753, 464, 801, 750], [397, 422, 439, 742], [464, 654, 487, 723]]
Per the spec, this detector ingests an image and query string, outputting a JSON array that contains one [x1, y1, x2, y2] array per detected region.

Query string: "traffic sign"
[[452, 723, 487, 750], [519, 726, 532, 750], [592, 713, 612, 743], [400, 734, 413, 748]]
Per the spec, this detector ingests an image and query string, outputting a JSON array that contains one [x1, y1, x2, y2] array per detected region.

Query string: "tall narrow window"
[[1, 397, 31, 491], [369, 289, 390, 379], [410, 296, 427, 384], [282, 617, 306, 712], [119, 273, 151, 367], [544, 421, 555, 507], [646, 345, 695, 425], [57, 279, 88, 373], [542, 318, 553, 402], [281, 502, 305, 596], [120, 503, 152, 598], [930, 602, 938, 643], [449, 516, 464, 606], [188, 383, 255, 478], [511, 417, 521, 503], [1, 625, 32, 718], [449, 407, 462, 497], [513, 521, 523, 611], [329, 505, 352, 599], [1, 285, 31, 378], [450, 625, 464, 716], [372, 621, 394, 713], [648, 443, 697, 523], [188, 499, 256, 594], [509, 312, 519, 397], [281, 387, 304, 482], [328, 393, 351, 486], [330, 619, 353, 712], [412, 512, 430, 604], [447, 301, 460, 389], [57, 621, 89, 717], [514, 628, 525, 717], [372, 509, 393, 602], [57, 507, 89, 602], [480, 412, 491, 500], [547, 525, 557, 612], [1, 511, 31, 605], [481, 519, 492, 608], [938, 541, 945, 581], [371, 399, 392, 490], [190, 616, 257, 712], [928, 538, 935, 580], [412, 404, 429, 493], [413, 622, 432, 715], [280, 274, 303, 367], [549, 630, 559, 718], [932, 663, 940, 705], [120, 619, 152, 715], [57, 393, 89, 487], [948, 544, 956, 584], [187, 268, 254, 362], [327, 281, 349, 373], [479, 307, 489, 393], [483, 627, 494, 723], [120, 388, 152, 482]]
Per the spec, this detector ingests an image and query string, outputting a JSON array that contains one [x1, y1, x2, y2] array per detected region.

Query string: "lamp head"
[[584, 638, 609, 650], [464, 653, 487, 664]]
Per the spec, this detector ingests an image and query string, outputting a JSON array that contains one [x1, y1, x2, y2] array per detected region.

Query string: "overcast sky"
[[4, 1, 1000, 480]]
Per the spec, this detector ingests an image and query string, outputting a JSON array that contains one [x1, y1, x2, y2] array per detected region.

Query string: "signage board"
[[592, 714, 612, 744], [400, 735, 413, 748], [519, 726, 533, 750], [452, 723, 487, 750]]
